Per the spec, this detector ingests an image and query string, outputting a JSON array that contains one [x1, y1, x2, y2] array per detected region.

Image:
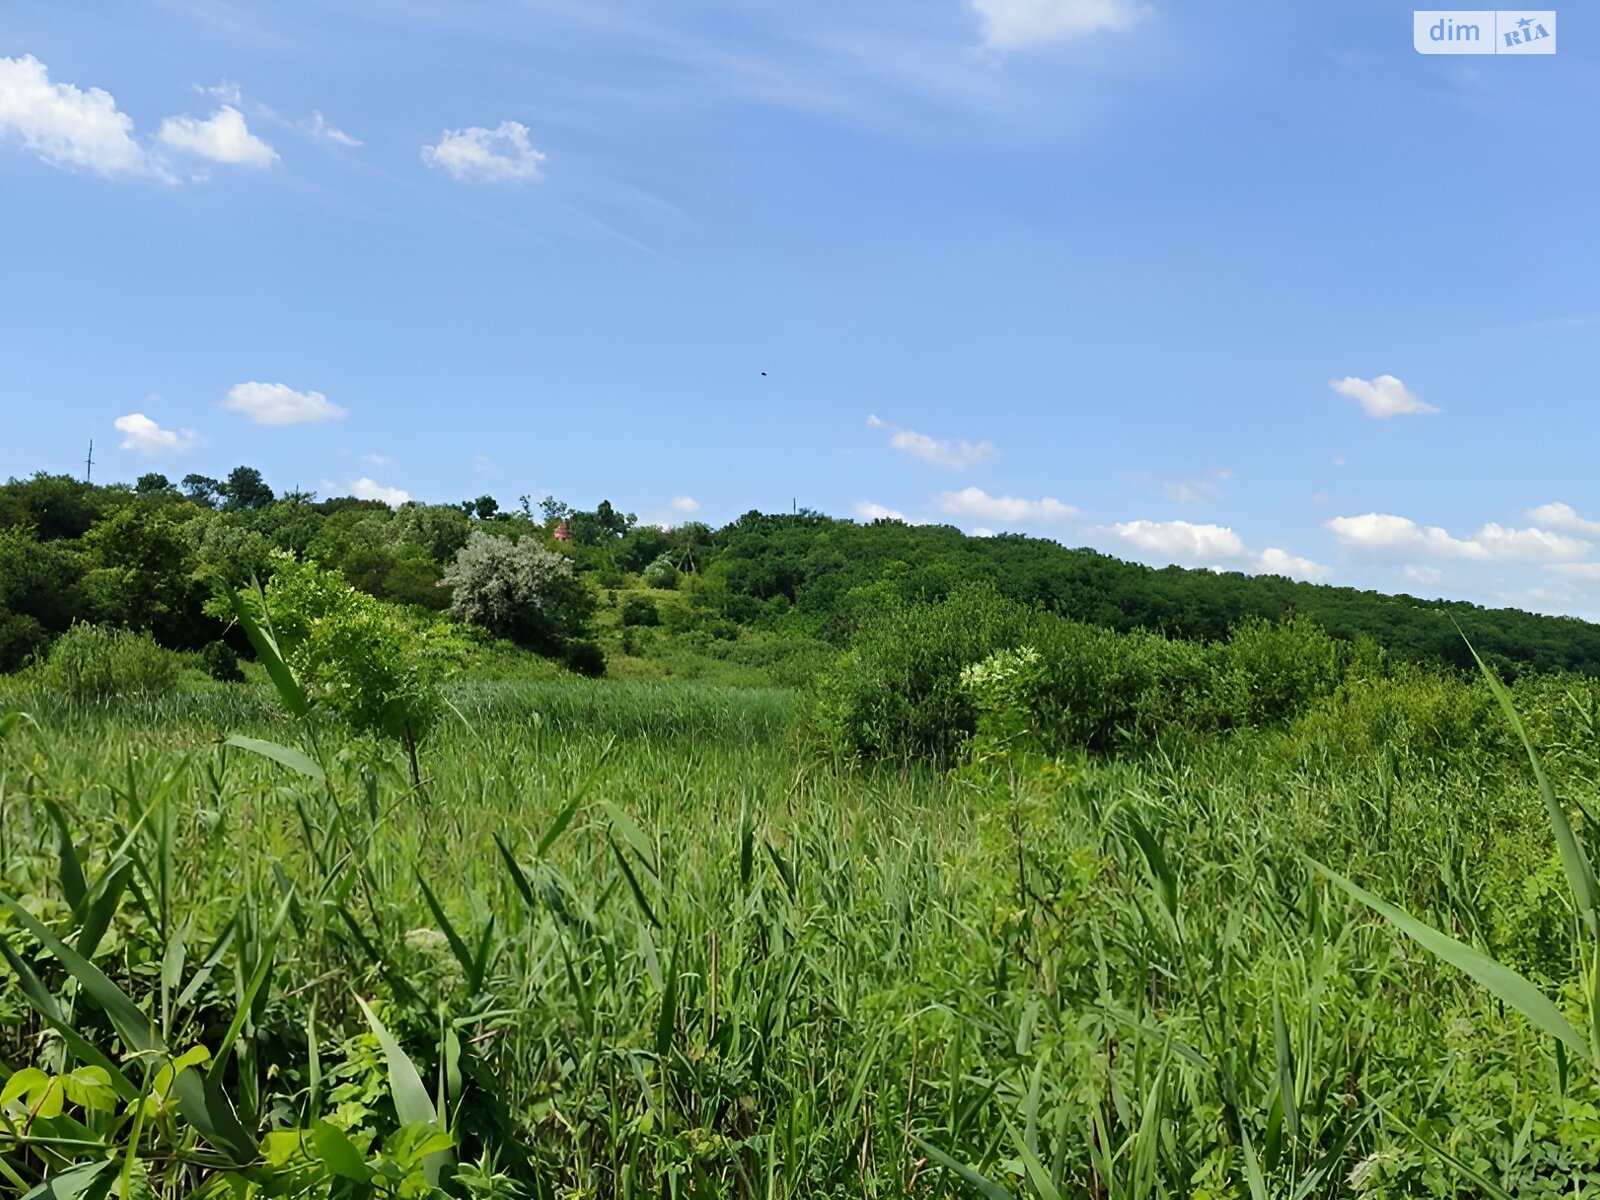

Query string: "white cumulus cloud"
[[1110, 519, 1329, 579], [114, 412, 201, 455], [970, 0, 1148, 47], [422, 120, 546, 182], [222, 382, 346, 426], [855, 501, 909, 522], [1111, 519, 1248, 562], [1326, 513, 1484, 559], [1527, 502, 1600, 537], [0, 54, 151, 176], [1330, 374, 1438, 419], [348, 478, 411, 507], [868, 413, 996, 470], [1551, 564, 1600, 581], [671, 496, 701, 514], [936, 487, 1079, 525], [157, 105, 276, 165], [1326, 512, 1590, 562], [1256, 547, 1331, 581]]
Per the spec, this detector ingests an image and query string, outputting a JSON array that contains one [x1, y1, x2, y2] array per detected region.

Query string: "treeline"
[[702, 511, 1600, 677], [3, 468, 1598, 679]]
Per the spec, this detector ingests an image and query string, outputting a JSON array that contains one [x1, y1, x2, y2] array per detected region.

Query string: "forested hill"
[[709, 511, 1600, 676], [2, 468, 1598, 678]]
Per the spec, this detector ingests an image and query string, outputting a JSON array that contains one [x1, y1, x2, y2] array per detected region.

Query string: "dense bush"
[[641, 556, 680, 589], [0, 612, 47, 672], [40, 623, 182, 702], [811, 586, 1031, 764], [621, 595, 660, 627], [261, 556, 460, 750], [200, 639, 245, 683], [439, 530, 593, 655], [812, 589, 1393, 764], [563, 638, 607, 677]]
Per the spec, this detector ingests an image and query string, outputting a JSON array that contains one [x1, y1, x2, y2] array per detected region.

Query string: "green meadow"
[[6, 658, 1600, 1197]]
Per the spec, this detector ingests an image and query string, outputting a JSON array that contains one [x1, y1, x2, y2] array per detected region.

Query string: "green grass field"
[[5, 673, 1600, 1197]]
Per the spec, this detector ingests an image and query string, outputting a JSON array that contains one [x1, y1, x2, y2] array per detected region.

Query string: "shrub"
[[563, 639, 607, 677], [1208, 613, 1344, 728], [0, 612, 47, 673], [41, 624, 181, 702], [200, 639, 245, 683], [261, 557, 458, 739], [439, 531, 593, 655], [642, 556, 680, 590], [621, 596, 660, 627], [812, 591, 1353, 765], [811, 586, 1031, 764]]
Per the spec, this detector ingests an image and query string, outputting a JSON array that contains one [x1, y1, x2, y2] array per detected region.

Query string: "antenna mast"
[[85, 439, 94, 483]]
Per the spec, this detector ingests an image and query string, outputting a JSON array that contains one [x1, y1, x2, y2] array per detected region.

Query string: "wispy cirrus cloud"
[[969, 0, 1150, 49]]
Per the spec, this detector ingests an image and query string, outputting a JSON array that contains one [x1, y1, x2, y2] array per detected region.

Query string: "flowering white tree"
[[439, 531, 589, 652]]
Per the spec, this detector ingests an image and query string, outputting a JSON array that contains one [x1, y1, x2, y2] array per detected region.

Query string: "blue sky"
[[3, 1, 1598, 614]]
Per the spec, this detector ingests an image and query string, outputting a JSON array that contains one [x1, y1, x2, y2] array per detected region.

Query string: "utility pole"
[[85, 439, 94, 483]]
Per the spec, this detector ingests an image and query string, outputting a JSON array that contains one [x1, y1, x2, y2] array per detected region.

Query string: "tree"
[[0, 473, 105, 540], [182, 474, 224, 507], [222, 465, 275, 511], [567, 500, 635, 546], [253, 556, 460, 789], [80, 505, 205, 646], [135, 472, 175, 494], [539, 496, 571, 524], [439, 530, 593, 655], [460, 495, 500, 521]]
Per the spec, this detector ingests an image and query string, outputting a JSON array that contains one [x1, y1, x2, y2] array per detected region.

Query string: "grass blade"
[[1310, 858, 1591, 1063]]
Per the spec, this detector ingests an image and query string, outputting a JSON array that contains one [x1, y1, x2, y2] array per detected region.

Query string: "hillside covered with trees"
[[3, 465, 1599, 681]]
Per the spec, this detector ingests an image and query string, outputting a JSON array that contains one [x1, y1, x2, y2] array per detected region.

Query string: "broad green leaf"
[[1312, 858, 1591, 1063], [1002, 1117, 1060, 1200], [0, 890, 162, 1055], [20, 1159, 113, 1200], [537, 790, 588, 857], [229, 580, 309, 719], [2, 1068, 58, 1116], [1466, 636, 1600, 933], [262, 1129, 314, 1168], [43, 799, 87, 911], [224, 734, 325, 783], [0, 935, 139, 1099], [355, 996, 436, 1126], [62, 1067, 117, 1113], [313, 1119, 372, 1181], [356, 996, 449, 1185]]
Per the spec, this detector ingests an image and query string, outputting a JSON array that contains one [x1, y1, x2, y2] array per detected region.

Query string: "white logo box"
[[1414, 10, 1556, 54]]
